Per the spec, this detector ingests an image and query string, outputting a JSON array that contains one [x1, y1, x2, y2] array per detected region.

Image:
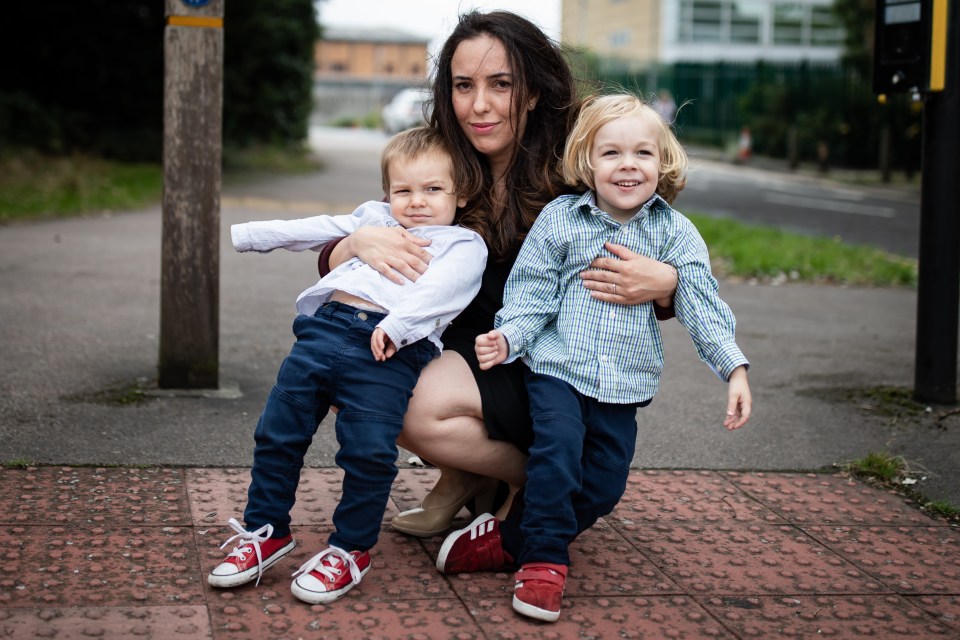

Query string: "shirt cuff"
[[317, 236, 346, 276], [498, 324, 525, 364], [231, 225, 252, 252], [709, 342, 750, 381]]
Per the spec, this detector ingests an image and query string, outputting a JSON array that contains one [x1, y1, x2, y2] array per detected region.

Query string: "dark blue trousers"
[[501, 369, 642, 566], [243, 302, 436, 551]]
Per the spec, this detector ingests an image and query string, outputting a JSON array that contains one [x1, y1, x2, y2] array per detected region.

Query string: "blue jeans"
[[501, 369, 642, 566], [243, 301, 437, 551]]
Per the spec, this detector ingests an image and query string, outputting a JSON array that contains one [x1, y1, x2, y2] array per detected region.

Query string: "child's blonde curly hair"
[[562, 94, 688, 204]]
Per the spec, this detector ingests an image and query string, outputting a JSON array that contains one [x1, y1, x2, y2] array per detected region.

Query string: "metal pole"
[[914, 0, 960, 404], [159, 0, 224, 388]]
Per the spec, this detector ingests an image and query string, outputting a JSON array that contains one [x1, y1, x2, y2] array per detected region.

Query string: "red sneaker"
[[512, 562, 568, 622], [208, 518, 296, 588], [290, 546, 371, 604], [435, 513, 513, 574]]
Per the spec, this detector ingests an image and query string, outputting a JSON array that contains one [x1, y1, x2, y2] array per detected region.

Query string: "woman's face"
[[450, 34, 530, 176]]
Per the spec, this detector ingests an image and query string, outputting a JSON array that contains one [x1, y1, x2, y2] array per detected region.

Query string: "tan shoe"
[[391, 473, 499, 537]]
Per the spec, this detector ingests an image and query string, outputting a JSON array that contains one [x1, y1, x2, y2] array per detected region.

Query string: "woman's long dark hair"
[[431, 11, 578, 261]]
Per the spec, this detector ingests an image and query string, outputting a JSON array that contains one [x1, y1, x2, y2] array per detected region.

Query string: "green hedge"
[[0, 1, 318, 161]]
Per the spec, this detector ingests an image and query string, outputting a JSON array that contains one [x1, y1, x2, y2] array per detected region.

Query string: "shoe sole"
[[512, 594, 560, 622], [207, 540, 296, 588], [435, 512, 495, 573], [290, 564, 371, 604]]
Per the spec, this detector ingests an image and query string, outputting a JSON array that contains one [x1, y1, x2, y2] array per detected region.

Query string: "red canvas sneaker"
[[512, 562, 568, 622], [208, 518, 296, 588], [435, 513, 513, 574], [290, 546, 371, 605]]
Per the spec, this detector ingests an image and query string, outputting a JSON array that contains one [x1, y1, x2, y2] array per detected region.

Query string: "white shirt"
[[232, 200, 488, 352]]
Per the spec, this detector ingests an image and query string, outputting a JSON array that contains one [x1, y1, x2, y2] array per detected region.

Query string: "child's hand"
[[371, 327, 397, 361], [475, 330, 509, 370], [724, 366, 752, 430]]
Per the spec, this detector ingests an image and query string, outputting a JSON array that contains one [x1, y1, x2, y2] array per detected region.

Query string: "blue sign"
[[181, 0, 211, 7]]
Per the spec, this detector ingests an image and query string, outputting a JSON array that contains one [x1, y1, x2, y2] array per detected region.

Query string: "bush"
[[0, 1, 318, 161]]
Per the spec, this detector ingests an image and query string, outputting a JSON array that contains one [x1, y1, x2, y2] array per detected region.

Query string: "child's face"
[[590, 114, 661, 222], [387, 152, 466, 228]]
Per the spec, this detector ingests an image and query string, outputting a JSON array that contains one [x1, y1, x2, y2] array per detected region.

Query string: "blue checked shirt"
[[495, 191, 748, 404]]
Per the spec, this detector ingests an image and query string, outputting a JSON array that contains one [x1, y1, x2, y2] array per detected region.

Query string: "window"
[[609, 29, 632, 48], [773, 3, 804, 45], [679, 0, 761, 44], [810, 5, 844, 45], [692, 1, 724, 42], [730, 1, 762, 43], [677, 1, 843, 48]]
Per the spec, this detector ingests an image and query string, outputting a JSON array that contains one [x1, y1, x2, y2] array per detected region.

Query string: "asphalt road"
[[675, 154, 921, 258]]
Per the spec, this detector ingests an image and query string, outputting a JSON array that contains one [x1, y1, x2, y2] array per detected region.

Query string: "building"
[[314, 27, 430, 81], [313, 27, 430, 124], [562, 0, 845, 65]]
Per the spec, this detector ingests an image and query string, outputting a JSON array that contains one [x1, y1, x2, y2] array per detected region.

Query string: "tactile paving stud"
[[905, 595, 959, 632], [622, 522, 883, 595], [211, 597, 482, 640], [467, 594, 736, 639], [0, 606, 213, 639], [389, 467, 442, 513], [612, 470, 784, 526], [0, 466, 189, 526], [699, 594, 953, 638], [187, 467, 361, 528], [566, 521, 683, 597], [802, 525, 960, 593], [724, 472, 934, 525], [3, 525, 204, 607]]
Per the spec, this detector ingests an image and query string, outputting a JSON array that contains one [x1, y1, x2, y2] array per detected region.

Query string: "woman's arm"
[[580, 242, 678, 314], [319, 225, 434, 285]]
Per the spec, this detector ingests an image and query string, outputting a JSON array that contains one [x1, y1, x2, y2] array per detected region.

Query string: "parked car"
[[381, 88, 432, 134]]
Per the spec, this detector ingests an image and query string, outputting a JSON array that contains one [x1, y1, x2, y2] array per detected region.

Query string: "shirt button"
[[401, 339, 408, 346], [599, 355, 608, 363], [609, 311, 616, 319]]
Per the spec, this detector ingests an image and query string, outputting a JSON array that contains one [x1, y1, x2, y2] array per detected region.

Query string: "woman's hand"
[[580, 242, 678, 306], [331, 225, 433, 285]]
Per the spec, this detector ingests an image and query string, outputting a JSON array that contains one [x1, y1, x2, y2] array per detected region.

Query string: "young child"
[[209, 126, 487, 605], [435, 94, 751, 622]]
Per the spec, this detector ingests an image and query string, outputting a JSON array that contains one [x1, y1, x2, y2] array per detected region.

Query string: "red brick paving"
[[1, 467, 957, 639]]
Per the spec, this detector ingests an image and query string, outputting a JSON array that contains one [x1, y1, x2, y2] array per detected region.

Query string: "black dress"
[[441, 257, 533, 454]]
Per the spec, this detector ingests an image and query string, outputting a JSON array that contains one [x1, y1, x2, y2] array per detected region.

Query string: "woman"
[[321, 11, 678, 537]]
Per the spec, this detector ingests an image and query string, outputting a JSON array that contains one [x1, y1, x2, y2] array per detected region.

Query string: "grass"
[[0, 151, 162, 222], [843, 450, 960, 523], [689, 213, 918, 288], [2, 458, 36, 469], [845, 451, 906, 482], [222, 143, 320, 173], [0, 145, 321, 223]]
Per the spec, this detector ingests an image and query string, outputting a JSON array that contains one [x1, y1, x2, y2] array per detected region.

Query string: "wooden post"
[[159, 0, 224, 388]]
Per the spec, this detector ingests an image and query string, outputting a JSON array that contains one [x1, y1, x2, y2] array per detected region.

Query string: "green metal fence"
[[600, 60, 922, 171]]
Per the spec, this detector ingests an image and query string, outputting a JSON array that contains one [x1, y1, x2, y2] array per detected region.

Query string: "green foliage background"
[[0, 1, 318, 161]]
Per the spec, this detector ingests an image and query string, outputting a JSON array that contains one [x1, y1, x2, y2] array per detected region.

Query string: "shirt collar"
[[575, 191, 669, 220]]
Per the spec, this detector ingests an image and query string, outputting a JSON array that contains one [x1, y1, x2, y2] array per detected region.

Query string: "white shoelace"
[[292, 545, 362, 587], [219, 518, 274, 586]]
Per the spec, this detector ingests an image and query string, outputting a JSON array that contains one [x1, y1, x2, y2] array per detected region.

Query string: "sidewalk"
[[3, 465, 957, 639]]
